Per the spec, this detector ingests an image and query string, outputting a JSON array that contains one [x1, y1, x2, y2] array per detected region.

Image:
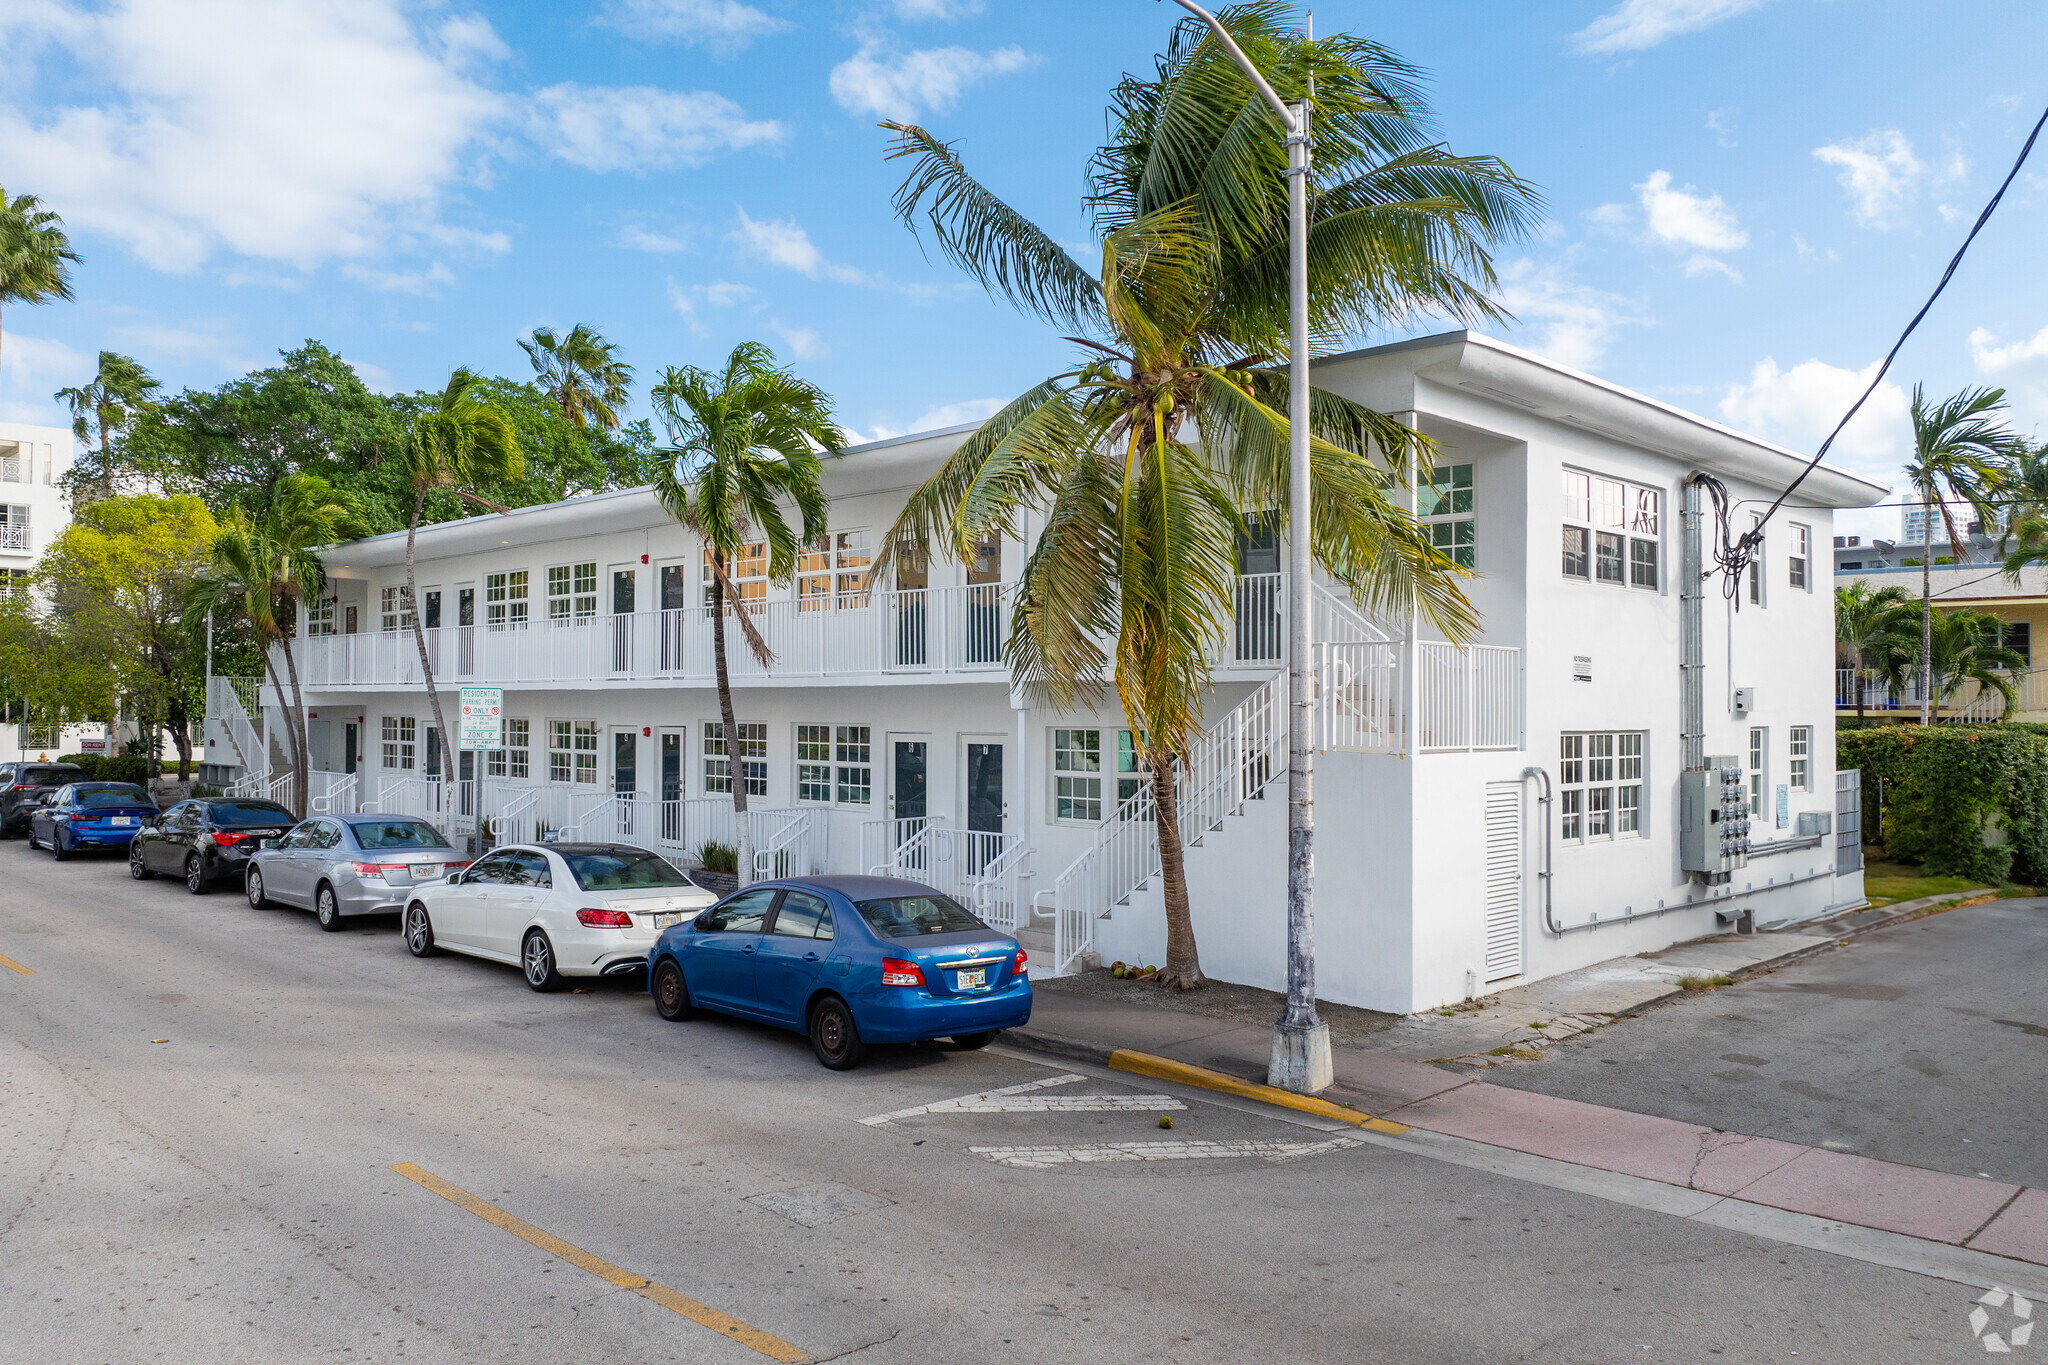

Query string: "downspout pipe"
[[1681, 475, 1706, 773], [1524, 766, 1561, 935]]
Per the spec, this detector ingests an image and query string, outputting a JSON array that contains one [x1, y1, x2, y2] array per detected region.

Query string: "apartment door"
[[610, 564, 638, 674], [1482, 781, 1524, 983], [962, 737, 1003, 876], [455, 583, 476, 677], [422, 586, 443, 675], [659, 728, 685, 843], [657, 560, 690, 672], [888, 735, 930, 874], [425, 726, 444, 785], [343, 723, 358, 776], [612, 727, 640, 840], [893, 555, 928, 668], [966, 536, 1001, 664]]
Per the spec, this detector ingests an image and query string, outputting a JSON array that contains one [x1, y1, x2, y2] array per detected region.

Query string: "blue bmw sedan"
[[27, 782, 159, 861], [646, 875, 1031, 1069]]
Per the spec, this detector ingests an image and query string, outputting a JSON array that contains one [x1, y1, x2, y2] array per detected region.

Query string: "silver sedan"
[[246, 815, 472, 931]]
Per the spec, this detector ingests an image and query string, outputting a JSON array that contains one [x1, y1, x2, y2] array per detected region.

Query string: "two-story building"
[[1, 419, 87, 765], [210, 332, 1885, 1013]]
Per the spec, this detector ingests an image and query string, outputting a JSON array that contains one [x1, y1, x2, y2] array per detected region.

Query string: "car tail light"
[[577, 907, 634, 928], [1013, 948, 1028, 981], [351, 861, 394, 878], [442, 860, 472, 872], [211, 831, 252, 848], [881, 957, 925, 987]]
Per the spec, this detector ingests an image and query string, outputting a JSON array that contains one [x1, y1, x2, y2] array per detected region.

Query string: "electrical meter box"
[[1680, 756, 1751, 877]]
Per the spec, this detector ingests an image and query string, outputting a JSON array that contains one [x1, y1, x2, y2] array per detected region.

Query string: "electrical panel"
[[1680, 756, 1751, 878]]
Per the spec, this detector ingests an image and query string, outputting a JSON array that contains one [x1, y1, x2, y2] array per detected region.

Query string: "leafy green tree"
[[521, 324, 634, 431], [397, 371, 521, 781], [1903, 385, 2021, 724], [650, 342, 840, 884], [55, 352, 162, 498], [0, 186, 79, 372], [876, 2, 1527, 987], [1922, 606, 2029, 713], [1835, 580, 1916, 723]]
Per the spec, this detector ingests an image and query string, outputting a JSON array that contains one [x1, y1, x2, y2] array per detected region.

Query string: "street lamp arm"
[[1169, 0, 1300, 130]]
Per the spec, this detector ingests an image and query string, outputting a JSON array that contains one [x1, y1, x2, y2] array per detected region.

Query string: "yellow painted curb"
[[1107, 1050, 1409, 1135]]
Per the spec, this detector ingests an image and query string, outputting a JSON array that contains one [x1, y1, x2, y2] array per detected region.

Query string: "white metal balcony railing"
[[0, 523, 29, 551], [1836, 665, 2048, 719]]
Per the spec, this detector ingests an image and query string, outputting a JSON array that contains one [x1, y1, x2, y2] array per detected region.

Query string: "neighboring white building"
[[212, 332, 1885, 1013], [0, 419, 88, 766]]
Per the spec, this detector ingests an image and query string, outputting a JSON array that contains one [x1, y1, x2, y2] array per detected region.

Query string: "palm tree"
[[521, 324, 634, 431], [1903, 385, 2021, 724], [1996, 438, 2048, 572], [397, 370, 522, 786], [649, 342, 840, 885], [0, 186, 79, 373], [1834, 580, 1915, 723], [875, 3, 1530, 988], [1923, 606, 2029, 715], [54, 351, 161, 495]]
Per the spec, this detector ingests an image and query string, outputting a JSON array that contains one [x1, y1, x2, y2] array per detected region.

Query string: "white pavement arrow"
[[859, 1073, 1185, 1126]]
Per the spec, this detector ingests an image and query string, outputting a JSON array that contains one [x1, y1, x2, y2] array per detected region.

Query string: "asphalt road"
[[0, 842, 2020, 1363], [1489, 898, 2048, 1191]]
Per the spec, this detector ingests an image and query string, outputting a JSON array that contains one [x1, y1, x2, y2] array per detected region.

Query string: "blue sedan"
[[28, 782, 159, 861], [646, 875, 1032, 1069]]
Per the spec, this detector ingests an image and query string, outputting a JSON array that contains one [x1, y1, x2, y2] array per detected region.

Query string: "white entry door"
[[1482, 781, 1524, 983]]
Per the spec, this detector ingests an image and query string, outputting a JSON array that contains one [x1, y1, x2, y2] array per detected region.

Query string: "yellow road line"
[[1107, 1050, 1410, 1136], [390, 1163, 810, 1363], [0, 953, 33, 976]]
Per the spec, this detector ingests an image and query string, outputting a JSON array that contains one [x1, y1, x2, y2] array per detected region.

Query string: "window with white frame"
[[379, 585, 414, 632], [1418, 463, 1475, 568], [381, 716, 416, 770], [1747, 514, 1765, 605], [488, 718, 530, 779], [1561, 470, 1661, 590], [547, 562, 598, 623], [1788, 524, 1811, 590], [307, 597, 336, 636], [1052, 729, 1143, 823], [798, 532, 873, 610], [796, 724, 871, 804], [486, 570, 529, 629], [704, 721, 767, 797], [1789, 725, 1811, 793], [704, 542, 767, 611], [1748, 726, 1767, 815], [1557, 731, 1645, 843], [0, 504, 28, 551], [548, 719, 598, 784], [0, 568, 27, 597]]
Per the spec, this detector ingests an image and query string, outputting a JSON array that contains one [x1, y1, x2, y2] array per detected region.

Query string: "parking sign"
[[459, 687, 503, 751]]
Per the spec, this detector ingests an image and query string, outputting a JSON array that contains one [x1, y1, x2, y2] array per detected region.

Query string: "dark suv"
[[0, 763, 89, 838]]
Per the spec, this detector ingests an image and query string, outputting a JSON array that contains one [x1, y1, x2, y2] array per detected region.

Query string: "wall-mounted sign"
[[1573, 655, 1593, 683]]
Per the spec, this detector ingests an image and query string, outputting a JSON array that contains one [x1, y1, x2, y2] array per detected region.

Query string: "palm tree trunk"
[[1921, 500, 1934, 726], [406, 492, 455, 795], [1854, 654, 1867, 726], [709, 553, 753, 884], [275, 624, 312, 816], [258, 645, 301, 794], [1150, 749, 1205, 992]]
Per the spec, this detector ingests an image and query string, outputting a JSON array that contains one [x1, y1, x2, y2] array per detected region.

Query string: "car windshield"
[[854, 893, 986, 939], [78, 786, 151, 808], [210, 801, 295, 826], [561, 849, 694, 891], [349, 819, 451, 850]]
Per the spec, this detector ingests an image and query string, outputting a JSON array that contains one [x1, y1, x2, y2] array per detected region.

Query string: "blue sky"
[[4, 0, 2047, 539]]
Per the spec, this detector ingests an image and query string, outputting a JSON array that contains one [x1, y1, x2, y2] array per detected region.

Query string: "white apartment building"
[[210, 332, 1885, 1013], [0, 419, 86, 765]]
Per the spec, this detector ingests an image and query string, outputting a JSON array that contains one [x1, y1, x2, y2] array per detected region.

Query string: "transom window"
[[705, 721, 768, 797], [1789, 725, 1811, 793], [1557, 731, 1644, 843], [381, 716, 416, 771], [795, 724, 872, 805], [1561, 470, 1660, 590], [548, 719, 598, 784], [488, 718, 530, 780], [1053, 728, 1142, 823], [1419, 463, 1475, 568], [798, 532, 873, 610], [486, 570, 529, 629], [380, 585, 414, 632], [547, 562, 598, 622], [705, 542, 767, 611]]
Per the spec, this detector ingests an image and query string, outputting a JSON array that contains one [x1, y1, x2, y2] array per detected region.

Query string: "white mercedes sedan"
[[402, 842, 718, 991]]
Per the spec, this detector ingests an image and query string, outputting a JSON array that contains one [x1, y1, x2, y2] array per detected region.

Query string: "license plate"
[[653, 911, 683, 929], [413, 864, 438, 880], [956, 968, 986, 990], [111, 816, 132, 826]]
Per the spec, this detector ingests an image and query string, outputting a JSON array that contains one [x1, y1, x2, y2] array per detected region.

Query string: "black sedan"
[[131, 798, 298, 894]]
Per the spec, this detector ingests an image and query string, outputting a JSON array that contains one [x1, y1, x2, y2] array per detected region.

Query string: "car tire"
[[52, 828, 72, 862], [25, 824, 40, 851], [404, 902, 437, 957], [652, 958, 696, 1022], [185, 855, 209, 895], [131, 841, 155, 880], [522, 930, 564, 992], [315, 883, 344, 932], [950, 1030, 997, 1050], [808, 996, 865, 1070], [246, 867, 269, 907]]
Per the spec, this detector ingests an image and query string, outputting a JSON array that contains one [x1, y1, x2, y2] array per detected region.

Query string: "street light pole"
[[1171, 2, 1332, 1092]]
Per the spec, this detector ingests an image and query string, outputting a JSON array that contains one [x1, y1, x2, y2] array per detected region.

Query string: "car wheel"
[[522, 930, 564, 992], [808, 996, 865, 1070], [652, 958, 696, 1022], [950, 1030, 997, 1050], [130, 841, 156, 880], [315, 883, 344, 932], [52, 828, 72, 862], [185, 855, 209, 895], [246, 867, 269, 907], [404, 902, 437, 957], [25, 824, 40, 851]]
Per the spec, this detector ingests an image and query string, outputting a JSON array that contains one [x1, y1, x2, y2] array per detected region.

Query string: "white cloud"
[[532, 83, 784, 173], [1718, 357, 1911, 478], [341, 262, 457, 295], [1572, 0, 1764, 53], [1969, 325, 2048, 374], [594, 0, 788, 53], [891, 0, 985, 17], [1705, 107, 1735, 147], [665, 278, 754, 335], [0, 0, 509, 273], [1813, 130, 1923, 229], [0, 333, 92, 393], [341, 356, 396, 393], [621, 223, 696, 253], [1493, 259, 1640, 371], [731, 209, 868, 284], [1683, 255, 1743, 283], [1638, 169, 1748, 252], [829, 42, 1031, 121], [858, 395, 1005, 443], [770, 321, 825, 360]]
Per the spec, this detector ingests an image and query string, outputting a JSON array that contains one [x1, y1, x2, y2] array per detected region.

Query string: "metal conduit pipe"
[[1540, 865, 1838, 936], [1524, 766, 1562, 935]]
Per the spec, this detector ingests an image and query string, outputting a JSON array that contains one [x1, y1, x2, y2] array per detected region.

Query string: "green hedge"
[[1838, 725, 2048, 885], [55, 754, 154, 785]]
